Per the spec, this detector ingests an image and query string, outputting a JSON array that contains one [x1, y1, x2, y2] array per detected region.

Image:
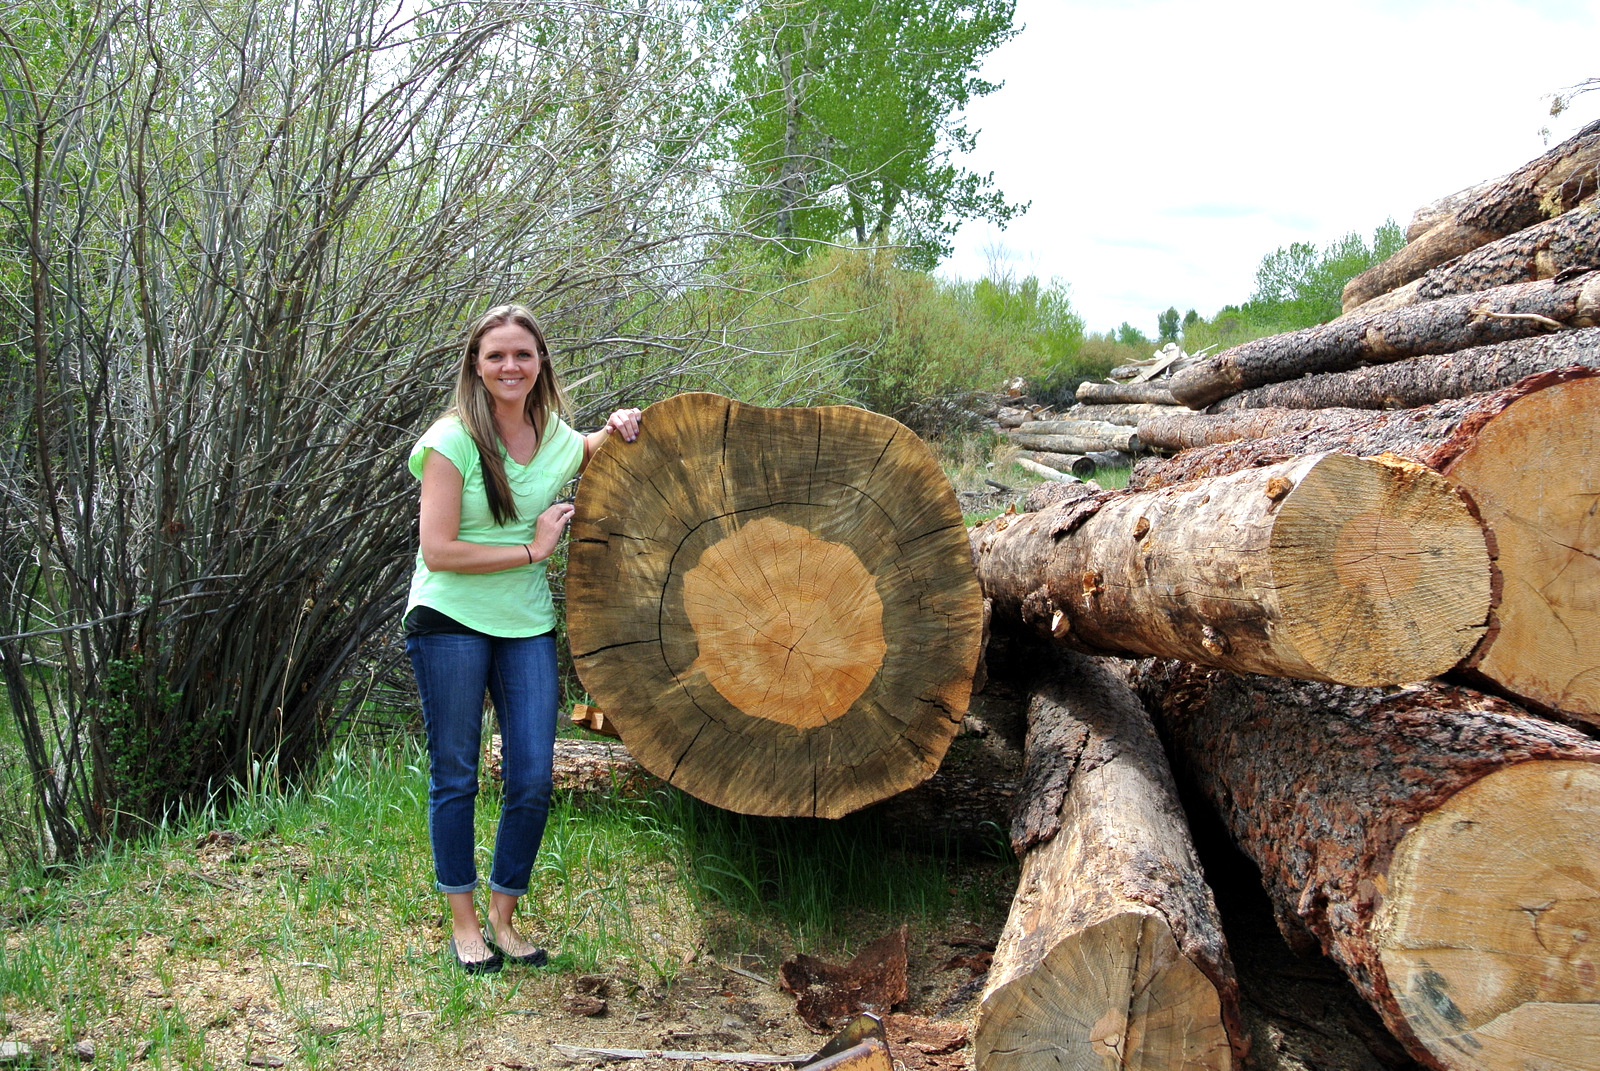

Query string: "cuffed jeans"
[[406, 631, 558, 896]]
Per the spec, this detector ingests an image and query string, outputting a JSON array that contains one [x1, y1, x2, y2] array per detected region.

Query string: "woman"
[[405, 304, 641, 973]]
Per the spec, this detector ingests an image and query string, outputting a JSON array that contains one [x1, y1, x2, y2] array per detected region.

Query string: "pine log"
[[1138, 406, 1374, 452], [1076, 380, 1180, 406], [1008, 427, 1141, 455], [971, 452, 1490, 686], [1134, 662, 1600, 1071], [975, 653, 1245, 1070], [567, 392, 983, 818], [1084, 449, 1134, 472], [1133, 368, 1600, 723], [996, 406, 1031, 428], [1012, 450, 1094, 479], [1342, 119, 1600, 311], [1169, 273, 1600, 409], [1208, 326, 1600, 412], [1067, 402, 1176, 427], [1013, 456, 1079, 483]]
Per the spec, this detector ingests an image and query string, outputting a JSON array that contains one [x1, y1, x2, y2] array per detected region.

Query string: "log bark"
[[1008, 426, 1142, 455], [975, 653, 1244, 1071], [1169, 273, 1600, 409], [1013, 456, 1079, 483], [1012, 450, 1094, 478], [1067, 402, 1177, 427], [1085, 449, 1134, 472], [1134, 661, 1600, 1071], [1076, 380, 1180, 406], [1342, 119, 1600, 311], [971, 452, 1491, 687], [1138, 406, 1375, 452], [1133, 368, 1600, 724], [567, 392, 983, 818], [1207, 326, 1600, 412]]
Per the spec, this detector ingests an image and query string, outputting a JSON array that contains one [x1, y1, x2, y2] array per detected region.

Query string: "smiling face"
[[473, 321, 545, 411]]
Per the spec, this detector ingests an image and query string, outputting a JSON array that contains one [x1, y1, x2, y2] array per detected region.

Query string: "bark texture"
[[975, 654, 1244, 1071], [971, 453, 1491, 687], [1170, 273, 1600, 409], [1134, 368, 1600, 723], [1207, 327, 1600, 412], [1134, 661, 1600, 1071], [1008, 421, 1141, 453], [1342, 120, 1600, 311], [1068, 402, 1179, 427], [567, 392, 982, 818], [1138, 407, 1375, 452], [1076, 380, 1180, 406], [1012, 450, 1095, 478]]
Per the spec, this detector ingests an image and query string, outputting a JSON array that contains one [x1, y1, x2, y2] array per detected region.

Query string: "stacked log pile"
[[969, 129, 1600, 1071]]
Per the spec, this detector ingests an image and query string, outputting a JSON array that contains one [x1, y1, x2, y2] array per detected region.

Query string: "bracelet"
[[524, 544, 533, 565]]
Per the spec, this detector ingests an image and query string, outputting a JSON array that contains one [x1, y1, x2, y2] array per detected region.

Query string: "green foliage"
[[1157, 306, 1180, 343], [1116, 321, 1150, 347], [93, 656, 224, 831], [718, 0, 1024, 266], [1179, 219, 1405, 352]]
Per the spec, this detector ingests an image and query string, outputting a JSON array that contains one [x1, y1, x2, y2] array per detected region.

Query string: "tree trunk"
[[1133, 367, 1600, 724], [1012, 450, 1095, 478], [567, 392, 983, 818], [1342, 119, 1600, 311], [1076, 380, 1180, 406], [1207, 326, 1600, 412], [1137, 406, 1376, 451], [1170, 273, 1600, 409], [1134, 661, 1600, 1071], [971, 452, 1491, 687], [975, 653, 1245, 1071], [1068, 402, 1178, 427], [1008, 425, 1141, 454]]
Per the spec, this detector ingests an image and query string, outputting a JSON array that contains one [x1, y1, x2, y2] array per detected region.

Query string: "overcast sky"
[[937, 0, 1600, 335]]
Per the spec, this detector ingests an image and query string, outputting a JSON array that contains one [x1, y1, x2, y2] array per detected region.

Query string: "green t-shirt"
[[405, 411, 585, 637]]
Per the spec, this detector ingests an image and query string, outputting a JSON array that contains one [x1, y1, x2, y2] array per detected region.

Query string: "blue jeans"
[[406, 631, 558, 896]]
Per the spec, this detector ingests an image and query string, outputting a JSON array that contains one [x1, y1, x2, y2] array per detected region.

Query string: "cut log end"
[[1376, 760, 1600, 1070], [977, 912, 1233, 1071], [1269, 453, 1491, 685], [568, 392, 983, 819], [1446, 374, 1600, 719]]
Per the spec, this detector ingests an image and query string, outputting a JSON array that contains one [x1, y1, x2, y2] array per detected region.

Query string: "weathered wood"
[[1012, 456, 1078, 483], [996, 406, 1031, 428], [1008, 426, 1141, 455], [1135, 661, 1600, 1071], [1342, 119, 1600, 311], [1084, 449, 1134, 472], [1076, 380, 1180, 406], [1138, 407, 1373, 451], [567, 392, 983, 818], [1208, 327, 1600, 412], [1133, 368, 1600, 723], [975, 654, 1244, 1071], [1170, 273, 1600, 409], [1012, 450, 1094, 478], [971, 452, 1491, 686], [1067, 402, 1177, 427]]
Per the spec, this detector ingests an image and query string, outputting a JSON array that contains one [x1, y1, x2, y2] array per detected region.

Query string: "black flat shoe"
[[483, 928, 548, 966], [448, 937, 503, 975]]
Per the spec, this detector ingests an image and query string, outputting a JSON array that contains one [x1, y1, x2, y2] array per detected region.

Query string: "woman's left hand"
[[605, 407, 642, 443]]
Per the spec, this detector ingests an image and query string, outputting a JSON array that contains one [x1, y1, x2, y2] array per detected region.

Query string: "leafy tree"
[[1249, 220, 1405, 325], [718, 0, 1024, 266], [1157, 306, 1180, 343], [1116, 321, 1150, 348]]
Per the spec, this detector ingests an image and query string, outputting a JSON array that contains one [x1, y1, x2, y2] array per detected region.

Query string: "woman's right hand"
[[528, 501, 576, 562]]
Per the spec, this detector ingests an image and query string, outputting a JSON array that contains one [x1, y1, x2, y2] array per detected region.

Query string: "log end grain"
[[1444, 373, 1600, 719], [1269, 453, 1492, 685], [1374, 760, 1600, 1070], [977, 912, 1234, 1071], [568, 392, 983, 818]]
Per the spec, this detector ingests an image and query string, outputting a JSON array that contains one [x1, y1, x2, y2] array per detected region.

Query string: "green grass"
[[0, 733, 1014, 1067]]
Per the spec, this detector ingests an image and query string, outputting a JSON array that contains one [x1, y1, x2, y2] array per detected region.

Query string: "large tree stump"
[[1133, 368, 1600, 723], [1341, 119, 1600, 312], [1208, 327, 1600, 412], [566, 393, 983, 818], [1134, 661, 1600, 1071], [971, 452, 1491, 687], [975, 653, 1245, 1071], [1168, 273, 1600, 409]]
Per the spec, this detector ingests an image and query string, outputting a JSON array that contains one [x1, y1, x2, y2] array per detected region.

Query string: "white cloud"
[[938, 0, 1600, 333]]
